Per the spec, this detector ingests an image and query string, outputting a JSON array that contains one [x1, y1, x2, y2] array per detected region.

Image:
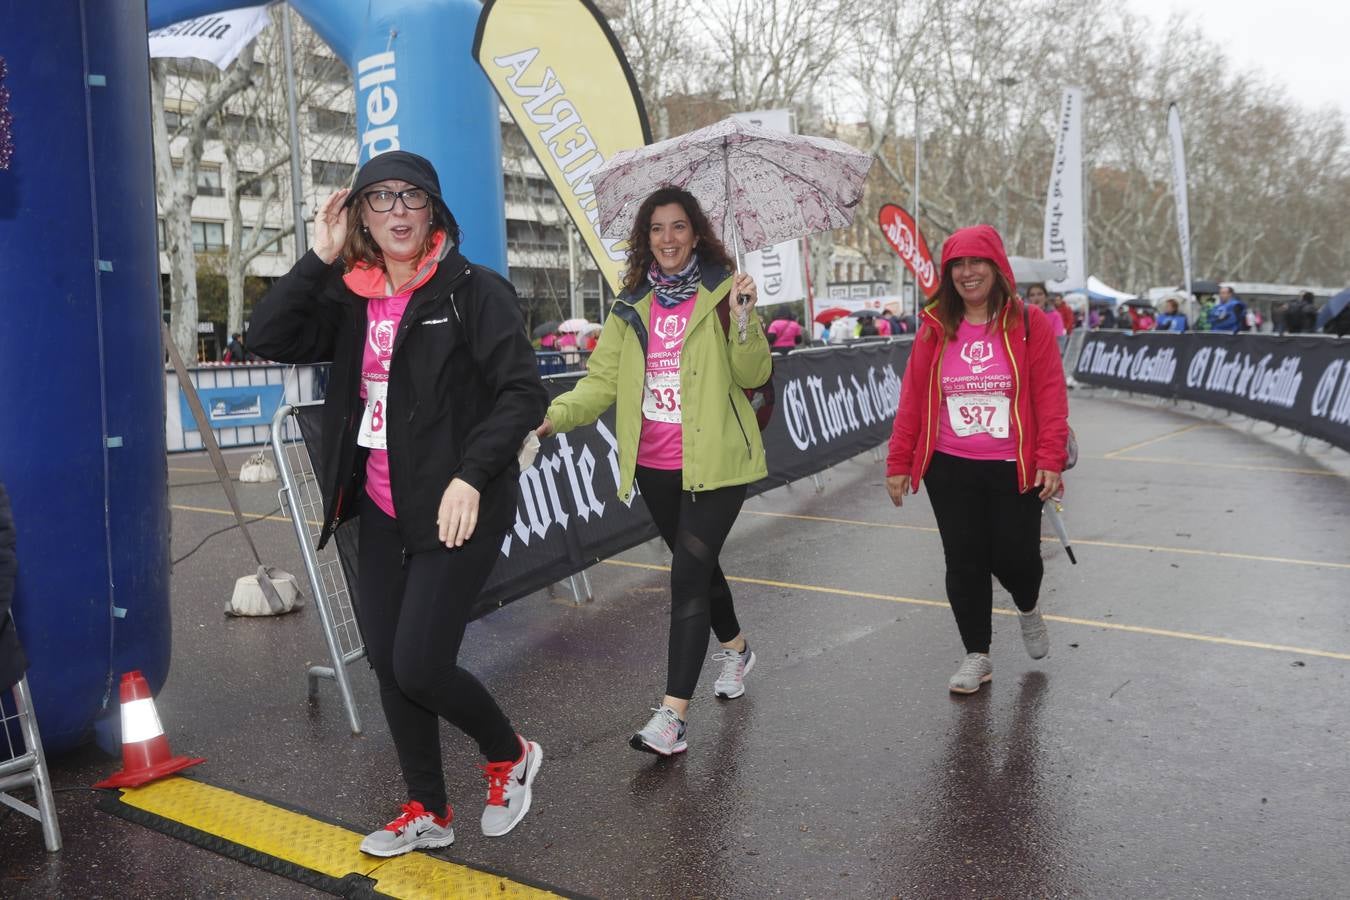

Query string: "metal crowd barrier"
[[0, 618, 61, 852], [270, 403, 365, 735], [535, 349, 591, 375]]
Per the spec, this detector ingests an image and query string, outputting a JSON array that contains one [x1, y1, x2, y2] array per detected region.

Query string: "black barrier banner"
[[296, 339, 912, 619], [756, 342, 907, 487], [1074, 331, 1350, 451]]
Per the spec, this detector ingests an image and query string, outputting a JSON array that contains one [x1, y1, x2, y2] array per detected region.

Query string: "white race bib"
[[945, 392, 1010, 439], [357, 379, 389, 449], [642, 371, 682, 424]]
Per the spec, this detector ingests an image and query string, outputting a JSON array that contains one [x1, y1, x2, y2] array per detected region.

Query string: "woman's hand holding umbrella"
[[732, 272, 759, 341], [1034, 469, 1062, 501]]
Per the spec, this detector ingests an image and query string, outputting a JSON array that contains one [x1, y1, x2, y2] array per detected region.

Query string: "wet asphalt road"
[[2, 389, 1348, 899]]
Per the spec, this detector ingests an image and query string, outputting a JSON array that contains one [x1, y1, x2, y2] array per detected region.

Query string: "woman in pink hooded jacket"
[[885, 225, 1069, 694]]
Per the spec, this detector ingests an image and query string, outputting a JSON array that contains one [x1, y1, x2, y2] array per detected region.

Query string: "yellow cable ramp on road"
[[101, 776, 570, 899]]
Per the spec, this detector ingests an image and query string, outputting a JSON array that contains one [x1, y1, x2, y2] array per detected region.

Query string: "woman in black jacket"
[[249, 151, 548, 857]]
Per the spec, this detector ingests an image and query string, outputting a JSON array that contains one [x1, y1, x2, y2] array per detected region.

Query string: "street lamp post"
[[996, 76, 1019, 238]]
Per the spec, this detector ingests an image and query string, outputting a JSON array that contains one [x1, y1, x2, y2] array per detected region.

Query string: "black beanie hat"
[[346, 150, 442, 205]]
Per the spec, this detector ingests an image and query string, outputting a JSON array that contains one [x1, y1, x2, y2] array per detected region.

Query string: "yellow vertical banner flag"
[[474, 0, 652, 292]]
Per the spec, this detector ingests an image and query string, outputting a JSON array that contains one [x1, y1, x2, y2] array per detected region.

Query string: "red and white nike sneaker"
[[359, 800, 453, 857], [480, 735, 542, 837]]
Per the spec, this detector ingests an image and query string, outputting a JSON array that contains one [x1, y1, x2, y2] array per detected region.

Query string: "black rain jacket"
[[248, 247, 548, 553]]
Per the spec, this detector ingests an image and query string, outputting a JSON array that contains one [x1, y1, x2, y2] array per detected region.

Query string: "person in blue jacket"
[[1207, 285, 1246, 333], [1155, 297, 1189, 333]]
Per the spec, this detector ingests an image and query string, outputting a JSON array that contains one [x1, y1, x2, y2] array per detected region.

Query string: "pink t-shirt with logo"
[[637, 297, 697, 470], [358, 292, 412, 517], [934, 319, 1018, 461]]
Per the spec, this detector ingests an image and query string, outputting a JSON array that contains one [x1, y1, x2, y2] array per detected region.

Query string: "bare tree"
[[606, 0, 1350, 295], [605, 0, 698, 139], [214, 7, 353, 336], [150, 47, 257, 361]]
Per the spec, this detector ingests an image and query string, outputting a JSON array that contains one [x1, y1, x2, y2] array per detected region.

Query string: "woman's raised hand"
[[313, 189, 351, 264]]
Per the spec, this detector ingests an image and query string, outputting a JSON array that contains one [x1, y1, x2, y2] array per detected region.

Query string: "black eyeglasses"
[[362, 188, 429, 213]]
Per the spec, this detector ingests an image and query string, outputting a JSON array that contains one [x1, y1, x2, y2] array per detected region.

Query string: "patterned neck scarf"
[[647, 256, 700, 309]]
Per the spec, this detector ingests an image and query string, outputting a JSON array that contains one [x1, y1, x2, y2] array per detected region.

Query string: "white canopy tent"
[[1008, 256, 1067, 285], [1085, 276, 1135, 302]]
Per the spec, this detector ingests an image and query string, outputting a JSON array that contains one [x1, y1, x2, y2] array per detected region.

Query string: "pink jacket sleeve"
[[1025, 306, 1070, 472], [886, 326, 936, 478]]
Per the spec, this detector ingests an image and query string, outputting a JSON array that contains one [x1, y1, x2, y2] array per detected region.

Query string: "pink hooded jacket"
[[886, 225, 1070, 492]]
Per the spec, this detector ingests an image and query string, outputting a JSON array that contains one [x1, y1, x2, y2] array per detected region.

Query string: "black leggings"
[[356, 493, 519, 814], [923, 452, 1044, 654], [635, 466, 747, 700]]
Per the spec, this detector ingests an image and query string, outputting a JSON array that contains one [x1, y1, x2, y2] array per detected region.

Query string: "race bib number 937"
[[945, 392, 1010, 439]]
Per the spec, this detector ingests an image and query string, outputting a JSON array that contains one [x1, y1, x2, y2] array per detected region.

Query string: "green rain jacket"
[[546, 261, 772, 502]]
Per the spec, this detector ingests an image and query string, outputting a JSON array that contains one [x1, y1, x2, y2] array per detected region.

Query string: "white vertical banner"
[[1042, 87, 1085, 292], [148, 4, 272, 70], [732, 110, 805, 306], [1166, 103, 1193, 297]]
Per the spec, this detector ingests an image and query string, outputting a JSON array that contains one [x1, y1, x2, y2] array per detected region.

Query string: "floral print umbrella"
[[591, 117, 874, 257]]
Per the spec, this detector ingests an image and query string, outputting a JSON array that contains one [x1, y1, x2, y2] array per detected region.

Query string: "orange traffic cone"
[[94, 670, 204, 789]]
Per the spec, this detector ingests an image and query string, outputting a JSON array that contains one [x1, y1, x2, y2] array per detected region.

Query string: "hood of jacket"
[[939, 224, 1016, 289], [341, 230, 450, 298]]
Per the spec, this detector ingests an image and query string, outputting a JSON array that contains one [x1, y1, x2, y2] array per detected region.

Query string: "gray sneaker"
[[948, 653, 993, 694], [480, 736, 542, 837], [712, 646, 756, 699], [1019, 606, 1049, 659], [629, 705, 687, 756], [359, 801, 454, 857]]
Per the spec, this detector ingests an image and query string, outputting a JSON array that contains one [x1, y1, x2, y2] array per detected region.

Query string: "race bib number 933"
[[642, 371, 682, 424]]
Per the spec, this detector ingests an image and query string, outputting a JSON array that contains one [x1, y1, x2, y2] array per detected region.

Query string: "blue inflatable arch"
[[0, 0, 508, 753]]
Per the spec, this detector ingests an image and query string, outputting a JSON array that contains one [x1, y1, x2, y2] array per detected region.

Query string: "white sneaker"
[[479, 735, 542, 837], [1019, 606, 1049, 659], [948, 653, 993, 694], [629, 705, 688, 756], [712, 646, 756, 699], [359, 801, 454, 857]]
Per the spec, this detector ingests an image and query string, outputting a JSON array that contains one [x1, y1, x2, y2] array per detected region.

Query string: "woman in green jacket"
[[537, 187, 771, 755]]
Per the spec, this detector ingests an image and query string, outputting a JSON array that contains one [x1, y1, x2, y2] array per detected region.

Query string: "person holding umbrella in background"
[[537, 187, 770, 755], [885, 225, 1069, 695]]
